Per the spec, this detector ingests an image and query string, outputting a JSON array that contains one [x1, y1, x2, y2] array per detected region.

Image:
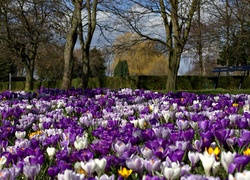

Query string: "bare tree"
[[0, 0, 59, 91], [105, 0, 200, 90], [61, 0, 99, 89], [206, 0, 250, 68]]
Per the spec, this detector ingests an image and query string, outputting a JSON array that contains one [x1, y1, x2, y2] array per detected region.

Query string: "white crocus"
[[74, 136, 88, 150], [221, 151, 236, 173], [228, 170, 250, 180], [46, 147, 56, 159], [162, 110, 172, 123], [130, 119, 139, 127], [0, 156, 7, 170], [199, 151, 215, 177], [138, 118, 146, 129], [212, 161, 220, 176], [15, 131, 26, 139], [94, 158, 107, 177], [96, 174, 115, 180], [80, 159, 97, 176], [58, 169, 85, 180], [74, 162, 82, 171], [162, 162, 181, 180]]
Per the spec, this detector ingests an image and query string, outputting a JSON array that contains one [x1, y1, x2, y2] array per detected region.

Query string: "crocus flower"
[[57, 169, 85, 180], [176, 120, 189, 130], [188, 151, 200, 168], [80, 159, 97, 176], [228, 155, 250, 173], [162, 161, 181, 180], [0, 169, 11, 180], [142, 174, 165, 180], [144, 156, 161, 174], [138, 118, 147, 129], [48, 166, 60, 178], [94, 158, 107, 177], [180, 164, 191, 176], [175, 141, 190, 151], [243, 147, 250, 156], [206, 146, 220, 159], [199, 151, 215, 176], [0, 156, 7, 170], [198, 120, 210, 132], [15, 131, 26, 139], [112, 140, 131, 157], [162, 110, 173, 123], [212, 161, 220, 176], [96, 174, 115, 180], [192, 140, 202, 152], [221, 151, 236, 173], [140, 146, 153, 159], [46, 147, 56, 159], [23, 164, 41, 180], [168, 149, 185, 162], [228, 170, 250, 180], [74, 136, 88, 150], [118, 167, 133, 179], [126, 155, 144, 175]]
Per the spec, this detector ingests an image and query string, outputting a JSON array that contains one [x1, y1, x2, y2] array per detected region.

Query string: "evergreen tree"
[[114, 60, 130, 77]]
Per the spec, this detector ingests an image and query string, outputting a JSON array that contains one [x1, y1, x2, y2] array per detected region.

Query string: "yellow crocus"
[[207, 147, 220, 156], [118, 167, 133, 179], [243, 148, 250, 156], [232, 103, 238, 107], [28, 130, 42, 139]]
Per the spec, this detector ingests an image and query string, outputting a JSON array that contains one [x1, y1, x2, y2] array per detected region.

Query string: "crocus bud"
[[46, 147, 56, 159], [15, 131, 26, 139]]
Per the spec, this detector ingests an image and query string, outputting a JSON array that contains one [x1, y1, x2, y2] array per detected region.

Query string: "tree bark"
[[25, 67, 33, 91], [61, 0, 81, 89], [61, 30, 77, 89], [166, 48, 182, 90], [162, 0, 199, 90], [81, 50, 90, 88], [78, 0, 97, 89]]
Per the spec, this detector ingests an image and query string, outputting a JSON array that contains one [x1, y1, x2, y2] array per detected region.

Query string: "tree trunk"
[[166, 48, 182, 91], [81, 49, 90, 88], [25, 67, 33, 91], [61, 1, 81, 89], [61, 32, 77, 89], [22, 54, 35, 91], [78, 0, 97, 89], [225, 0, 230, 75]]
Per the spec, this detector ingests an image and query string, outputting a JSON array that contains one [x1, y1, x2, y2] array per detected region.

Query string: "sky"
[[78, 1, 206, 75]]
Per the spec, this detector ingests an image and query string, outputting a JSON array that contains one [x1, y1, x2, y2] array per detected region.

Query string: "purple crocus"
[[23, 164, 41, 180], [0, 169, 11, 179], [126, 154, 144, 175], [228, 155, 250, 173], [176, 120, 189, 130], [188, 151, 200, 168], [168, 149, 185, 163], [75, 149, 94, 162], [198, 120, 211, 132], [48, 166, 60, 178], [112, 140, 131, 157], [144, 156, 161, 174]]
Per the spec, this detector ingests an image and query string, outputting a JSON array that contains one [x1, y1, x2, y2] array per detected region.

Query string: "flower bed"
[[0, 87, 250, 180]]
